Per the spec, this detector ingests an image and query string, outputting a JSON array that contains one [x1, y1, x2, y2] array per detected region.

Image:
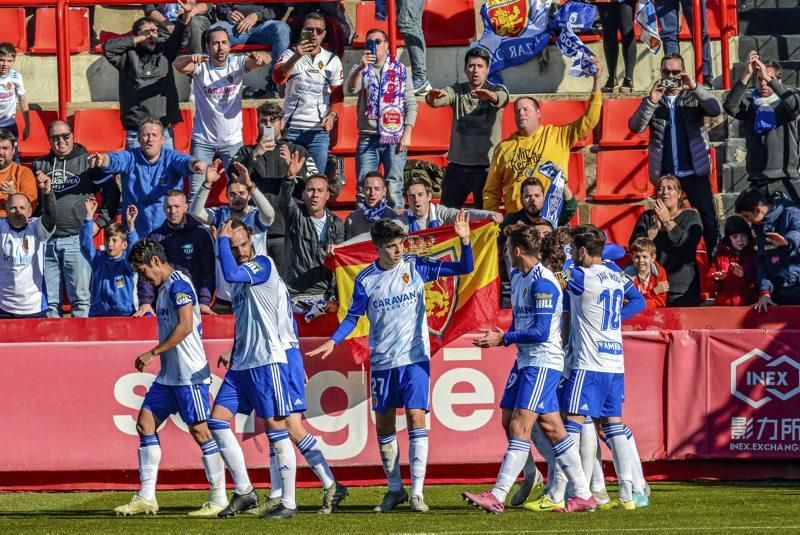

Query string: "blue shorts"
[[370, 361, 430, 414], [285, 348, 307, 412], [563, 369, 625, 418], [500, 363, 561, 414], [142, 381, 211, 425], [215, 362, 296, 419]]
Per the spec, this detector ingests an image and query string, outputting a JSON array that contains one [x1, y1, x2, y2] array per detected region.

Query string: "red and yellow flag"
[[326, 221, 501, 363]]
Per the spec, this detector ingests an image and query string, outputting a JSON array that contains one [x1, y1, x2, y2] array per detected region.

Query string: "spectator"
[[629, 53, 722, 254], [0, 43, 29, 162], [624, 237, 669, 308], [229, 101, 318, 273], [272, 12, 344, 173], [630, 175, 703, 306], [344, 171, 399, 240], [656, 0, 713, 87], [88, 118, 207, 237], [426, 48, 510, 209], [723, 51, 800, 205], [396, 0, 429, 95], [0, 174, 54, 318], [143, 1, 213, 54], [347, 28, 415, 210], [396, 177, 503, 232], [286, 2, 354, 57], [735, 188, 800, 311], [499, 177, 577, 235], [707, 214, 757, 306], [104, 12, 188, 149], [0, 129, 37, 217], [136, 189, 216, 316], [174, 29, 270, 201], [32, 120, 120, 318], [191, 159, 276, 313], [279, 169, 344, 313], [80, 201, 140, 317], [597, 0, 636, 93], [213, 3, 290, 98], [483, 60, 602, 214]]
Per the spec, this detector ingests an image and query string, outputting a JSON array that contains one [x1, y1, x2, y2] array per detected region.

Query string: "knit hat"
[[724, 215, 751, 237]]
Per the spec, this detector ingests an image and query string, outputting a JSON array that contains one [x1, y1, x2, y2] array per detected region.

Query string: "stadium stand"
[[591, 149, 651, 201], [29, 7, 90, 54], [15, 110, 58, 159], [72, 108, 126, 152], [598, 98, 649, 148], [589, 202, 646, 246], [0, 8, 27, 53]]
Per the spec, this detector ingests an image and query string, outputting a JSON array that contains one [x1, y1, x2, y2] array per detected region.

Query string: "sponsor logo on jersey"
[[731, 349, 800, 409], [372, 290, 418, 310], [534, 292, 552, 309], [174, 292, 193, 306], [244, 260, 262, 273]]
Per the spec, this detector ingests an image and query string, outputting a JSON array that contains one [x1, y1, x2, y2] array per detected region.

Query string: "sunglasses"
[[49, 132, 72, 142], [661, 68, 682, 76], [303, 27, 325, 35]]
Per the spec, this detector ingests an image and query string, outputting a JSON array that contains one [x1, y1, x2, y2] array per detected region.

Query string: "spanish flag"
[[327, 221, 501, 364]]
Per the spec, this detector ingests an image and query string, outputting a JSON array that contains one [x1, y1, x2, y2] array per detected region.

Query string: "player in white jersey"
[[558, 225, 645, 510], [208, 219, 345, 519], [463, 226, 597, 514], [308, 213, 474, 513], [115, 239, 226, 517]]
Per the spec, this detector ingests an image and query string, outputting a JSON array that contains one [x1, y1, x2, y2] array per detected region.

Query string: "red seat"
[[409, 104, 452, 152], [599, 98, 649, 148], [502, 99, 592, 147], [591, 149, 651, 201], [352, 1, 405, 48], [72, 109, 125, 153], [173, 109, 193, 153], [30, 7, 90, 54], [241, 108, 258, 146], [589, 203, 646, 246], [0, 9, 27, 52], [567, 151, 587, 200], [422, 0, 475, 46], [330, 104, 359, 156], [330, 156, 358, 207], [16, 110, 59, 159]]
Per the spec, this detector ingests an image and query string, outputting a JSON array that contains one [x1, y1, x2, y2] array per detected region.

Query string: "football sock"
[[209, 419, 253, 495], [553, 435, 592, 500], [492, 437, 530, 502], [562, 419, 584, 497], [199, 439, 228, 506], [377, 433, 403, 492], [267, 430, 296, 509], [602, 423, 633, 502], [625, 425, 647, 494], [580, 419, 598, 485], [531, 423, 554, 490], [297, 434, 335, 489], [408, 428, 429, 497], [591, 441, 607, 494], [268, 444, 282, 498], [137, 434, 161, 501]]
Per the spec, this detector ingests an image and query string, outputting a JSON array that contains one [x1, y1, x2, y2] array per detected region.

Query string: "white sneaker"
[[114, 494, 158, 516], [187, 501, 227, 517], [410, 495, 429, 512], [592, 488, 611, 507]]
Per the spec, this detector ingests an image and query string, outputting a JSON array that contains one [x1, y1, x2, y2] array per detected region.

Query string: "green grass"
[[0, 482, 799, 534]]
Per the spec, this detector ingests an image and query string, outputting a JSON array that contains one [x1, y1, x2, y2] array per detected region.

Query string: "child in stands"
[[625, 237, 669, 308], [0, 43, 29, 162], [708, 215, 757, 306]]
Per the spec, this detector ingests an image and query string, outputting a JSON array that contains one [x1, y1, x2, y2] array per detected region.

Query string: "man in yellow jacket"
[[483, 59, 603, 214]]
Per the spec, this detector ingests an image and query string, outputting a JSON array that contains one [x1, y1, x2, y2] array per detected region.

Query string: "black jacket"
[[32, 143, 120, 238]]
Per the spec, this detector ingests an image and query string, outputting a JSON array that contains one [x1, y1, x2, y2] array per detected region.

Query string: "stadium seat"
[[0, 9, 27, 52], [502, 99, 592, 147], [16, 110, 58, 159], [409, 104, 452, 152], [72, 109, 125, 153], [241, 107, 258, 146], [598, 98, 649, 148], [172, 109, 193, 153], [331, 156, 358, 208], [591, 149, 651, 201], [421, 0, 476, 46], [568, 151, 586, 200], [352, 1, 405, 48], [30, 7, 90, 54], [330, 104, 359, 156], [589, 203, 646, 246]]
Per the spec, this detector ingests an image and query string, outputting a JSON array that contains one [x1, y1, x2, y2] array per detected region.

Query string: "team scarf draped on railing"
[[326, 221, 501, 364]]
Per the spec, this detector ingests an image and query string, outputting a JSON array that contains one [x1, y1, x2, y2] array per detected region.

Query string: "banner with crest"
[[326, 221, 501, 365]]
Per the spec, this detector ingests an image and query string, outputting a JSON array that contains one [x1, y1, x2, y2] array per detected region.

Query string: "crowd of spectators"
[[2, 2, 800, 319]]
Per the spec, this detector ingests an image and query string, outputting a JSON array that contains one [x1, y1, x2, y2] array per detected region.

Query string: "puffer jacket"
[[753, 192, 800, 295]]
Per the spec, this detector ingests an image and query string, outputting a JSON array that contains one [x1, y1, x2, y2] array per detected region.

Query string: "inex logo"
[[731, 349, 800, 409]]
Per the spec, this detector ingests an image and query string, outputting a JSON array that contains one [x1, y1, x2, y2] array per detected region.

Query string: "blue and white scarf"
[[407, 204, 440, 232], [538, 161, 566, 227], [554, 5, 598, 78], [753, 90, 780, 135], [363, 56, 407, 145], [363, 198, 388, 223], [635, 0, 662, 54], [375, 0, 388, 21]]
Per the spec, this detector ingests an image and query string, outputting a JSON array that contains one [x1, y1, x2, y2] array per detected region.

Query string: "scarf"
[[753, 90, 780, 135], [556, 22, 598, 78], [538, 161, 566, 227], [406, 204, 440, 232], [375, 0, 387, 21], [363, 198, 388, 223], [635, 0, 661, 54], [363, 57, 407, 145]]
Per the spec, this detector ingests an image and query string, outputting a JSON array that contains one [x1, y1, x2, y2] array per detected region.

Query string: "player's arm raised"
[[416, 210, 475, 282]]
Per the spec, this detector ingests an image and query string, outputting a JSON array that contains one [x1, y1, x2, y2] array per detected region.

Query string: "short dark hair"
[[363, 171, 387, 188], [206, 26, 230, 45], [365, 28, 389, 41], [302, 12, 327, 29], [404, 177, 432, 195], [132, 16, 157, 34], [570, 224, 606, 257], [229, 217, 253, 237], [762, 59, 783, 80], [47, 120, 71, 136], [514, 96, 541, 112], [734, 188, 768, 214], [521, 177, 545, 193], [508, 225, 542, 257], [540, 231, 567, 272], [464, 47, 491, 68], [104, 222, 127, 241], [0, 128, 17, 147], [257, 101, 283, 120], [661, 52, 686, 71], [370, 218, 406, 247], [0, 43, 17, 58], [530, 217, 554, 230], [129, 238, 168, 266]]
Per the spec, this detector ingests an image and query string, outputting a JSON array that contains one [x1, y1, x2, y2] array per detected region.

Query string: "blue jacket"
[[106, 148, 193, 236], [753, 193, 800, 294], [79, 218, 139, 317]]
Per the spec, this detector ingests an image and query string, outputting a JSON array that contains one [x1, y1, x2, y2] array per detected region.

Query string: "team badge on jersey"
[[174, 292, 193, 306], [402, 272, 410, 284], [182, 243, 194, 256], [159, 175, 168, 186], [226, 74, 234, 83], [5, 82, 12, 90], [115, 275, 124, 288], [317, 61, 325, 70]]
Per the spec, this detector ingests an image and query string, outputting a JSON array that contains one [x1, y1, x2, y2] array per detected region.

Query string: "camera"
[[661, 78, 679, 89]]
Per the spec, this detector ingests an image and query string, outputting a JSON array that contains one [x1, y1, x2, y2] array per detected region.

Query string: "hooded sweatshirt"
[[752, 192, 800, 295], [32, 143, 120, 238]]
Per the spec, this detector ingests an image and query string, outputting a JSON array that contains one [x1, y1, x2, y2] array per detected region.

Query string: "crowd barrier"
[[1, 306, 799, 491]]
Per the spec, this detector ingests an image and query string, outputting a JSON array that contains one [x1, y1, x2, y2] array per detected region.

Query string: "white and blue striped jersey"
[[155, 271, 210, 385], [505, 264, 565, 372], [229, 255, 299, 370], [565, 263, 645, 374], [211, 206, 269, 301], [0, 70, 25, 126]]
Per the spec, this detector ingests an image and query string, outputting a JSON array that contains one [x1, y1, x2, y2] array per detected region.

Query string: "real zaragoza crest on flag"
[[326, 221, 501, 364]]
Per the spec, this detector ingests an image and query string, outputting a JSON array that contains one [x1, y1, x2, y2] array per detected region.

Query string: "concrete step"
[[736, 35, 800, 62], [732, 60, 800, 86], [718, 192, 740, 219], [724, 137, 747, 165], [722, 162, 751, 193], [737, 8, 800, 35], [738, 0, 800, 11]]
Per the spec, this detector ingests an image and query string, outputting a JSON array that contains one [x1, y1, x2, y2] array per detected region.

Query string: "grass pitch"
[[1, 482, 798, 534]]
